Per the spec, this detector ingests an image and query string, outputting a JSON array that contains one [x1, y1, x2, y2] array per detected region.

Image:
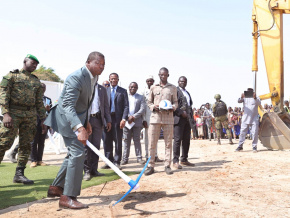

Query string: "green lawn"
[[0, 163, 137, 210]]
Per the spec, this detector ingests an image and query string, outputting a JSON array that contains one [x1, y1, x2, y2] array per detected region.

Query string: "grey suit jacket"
[[129, 93, 145, 128], [45, 67, 95, 138], [88, 84, 111, 126]]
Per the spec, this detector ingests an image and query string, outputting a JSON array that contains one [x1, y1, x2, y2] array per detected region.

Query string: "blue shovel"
[[85, 139, 151, 206]]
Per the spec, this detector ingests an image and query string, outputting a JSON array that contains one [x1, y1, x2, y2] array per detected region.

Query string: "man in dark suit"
[[45, 52, 105, 209], [102, 73, 129, 170], [121, 82, 145, 165], [83, 83, 112, 181], [173, 76, 195, 169]]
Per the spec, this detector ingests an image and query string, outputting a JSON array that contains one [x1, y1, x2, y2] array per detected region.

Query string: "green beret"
[[26, 54, 39, 64]]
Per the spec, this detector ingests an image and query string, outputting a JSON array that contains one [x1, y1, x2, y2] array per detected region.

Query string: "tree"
[[33, 65, 63, 83]]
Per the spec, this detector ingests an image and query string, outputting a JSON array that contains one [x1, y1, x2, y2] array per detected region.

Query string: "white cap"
[[147, 75, 154, 80]]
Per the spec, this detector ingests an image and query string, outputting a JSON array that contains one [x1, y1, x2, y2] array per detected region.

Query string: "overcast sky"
[[1, 0, 290, 107]]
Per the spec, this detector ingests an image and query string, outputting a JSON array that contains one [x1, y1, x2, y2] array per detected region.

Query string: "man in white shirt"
[[142, 75, 162, 162], [83, 83, 112, 181], [121, 82, 146, 165], [235, 89, 261, 152]]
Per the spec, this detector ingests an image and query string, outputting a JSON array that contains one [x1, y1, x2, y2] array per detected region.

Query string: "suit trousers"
[[148, 123, 173, 168], [31, 121, 47, 162], [144, 127, 158, 159], [238, 121, 259, 149], [52, 136, 85, 197], [173, 118, 191, 163], [84, 116, 103, 174], [103, 114, 123, 164], [122, 126, 143, 161]]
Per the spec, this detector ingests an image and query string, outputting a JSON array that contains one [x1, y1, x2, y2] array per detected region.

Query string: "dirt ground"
[[1, 138, 290, 218]]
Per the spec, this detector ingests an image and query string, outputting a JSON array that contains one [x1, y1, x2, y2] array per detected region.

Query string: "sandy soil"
[[1, 139, 290, 218]]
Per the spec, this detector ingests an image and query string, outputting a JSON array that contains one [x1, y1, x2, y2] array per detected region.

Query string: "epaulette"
[[10, 69, 19, 74]]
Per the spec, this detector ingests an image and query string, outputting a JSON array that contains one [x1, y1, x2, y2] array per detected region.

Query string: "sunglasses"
[[104, 84, 110, 87]]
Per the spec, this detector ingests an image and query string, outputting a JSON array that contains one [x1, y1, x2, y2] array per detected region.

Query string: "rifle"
[[180, 96, 196, 132]]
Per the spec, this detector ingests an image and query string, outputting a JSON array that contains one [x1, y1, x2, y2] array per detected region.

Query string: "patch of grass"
[[0, 163, 137, 210]]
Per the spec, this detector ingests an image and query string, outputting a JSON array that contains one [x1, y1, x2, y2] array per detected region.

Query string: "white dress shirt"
[[91, 84, 100, 114], [128, 93, 136, 116], [179, 87, 190, 105]]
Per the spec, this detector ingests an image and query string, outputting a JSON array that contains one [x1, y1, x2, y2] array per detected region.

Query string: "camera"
[[244, 88, 254, 98]]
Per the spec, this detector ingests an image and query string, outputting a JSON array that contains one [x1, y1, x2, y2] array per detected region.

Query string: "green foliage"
[[0, 163, 137, 209], [32, 65, 64, 83]]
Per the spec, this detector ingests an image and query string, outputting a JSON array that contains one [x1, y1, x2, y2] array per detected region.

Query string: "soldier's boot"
[[217, 138, 221, 145], [13, 167, 34, 185], [229, 137, 234, 145]]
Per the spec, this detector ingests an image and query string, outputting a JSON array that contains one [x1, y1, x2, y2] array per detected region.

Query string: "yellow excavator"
[[252, 0, 290, 149]]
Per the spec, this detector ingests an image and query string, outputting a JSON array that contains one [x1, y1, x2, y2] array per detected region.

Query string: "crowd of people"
[[0, 51, 281, 209], [191, 100, 290, 142]]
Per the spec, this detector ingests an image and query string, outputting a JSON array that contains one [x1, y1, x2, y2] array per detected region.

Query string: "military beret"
[[26, 54, 39, 64]]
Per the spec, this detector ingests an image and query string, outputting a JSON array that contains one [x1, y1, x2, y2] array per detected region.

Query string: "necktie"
[[111, 87, 116, 112]]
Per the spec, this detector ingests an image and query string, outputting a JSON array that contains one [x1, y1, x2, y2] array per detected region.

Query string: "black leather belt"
[[91, 112, 101, 119], [111, 112, 115, 116]]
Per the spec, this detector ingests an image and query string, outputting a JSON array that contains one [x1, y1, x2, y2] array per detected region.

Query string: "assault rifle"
[[180, 96, 196, 132]]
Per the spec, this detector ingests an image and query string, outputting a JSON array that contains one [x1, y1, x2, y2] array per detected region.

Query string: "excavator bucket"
[[259, 112, 290, 150]]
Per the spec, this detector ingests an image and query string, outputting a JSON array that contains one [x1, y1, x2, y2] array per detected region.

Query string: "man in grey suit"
[[235, 88, 261, 153], [121, 82, 145, 165], [102, 73, 129, 170], [83, 83, 112, 181], [45, 52, 105, 209]]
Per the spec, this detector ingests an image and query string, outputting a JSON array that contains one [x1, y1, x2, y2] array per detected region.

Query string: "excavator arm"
[[252, 0, 290, 149]]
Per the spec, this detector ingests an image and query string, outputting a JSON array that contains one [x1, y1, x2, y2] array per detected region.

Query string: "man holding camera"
[[235, 88, 261, 152]]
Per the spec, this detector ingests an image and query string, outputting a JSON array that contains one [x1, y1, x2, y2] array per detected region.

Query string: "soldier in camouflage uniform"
[[212, 94, 234, 145], [0, 54, 46, 185]]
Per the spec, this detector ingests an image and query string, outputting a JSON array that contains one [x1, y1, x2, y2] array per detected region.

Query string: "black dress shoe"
[[144, 167, 154, 176], [91, 171, 105, 177], [155, 157, 163, 162], [101, 164, 110, 169]]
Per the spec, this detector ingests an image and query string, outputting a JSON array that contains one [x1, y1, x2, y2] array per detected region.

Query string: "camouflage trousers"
[[215, 115, 231, 139], [0, 114, 37, 167]]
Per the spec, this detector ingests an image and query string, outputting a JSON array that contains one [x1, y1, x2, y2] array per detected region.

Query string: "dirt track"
[[1, 139, 290, 217]]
